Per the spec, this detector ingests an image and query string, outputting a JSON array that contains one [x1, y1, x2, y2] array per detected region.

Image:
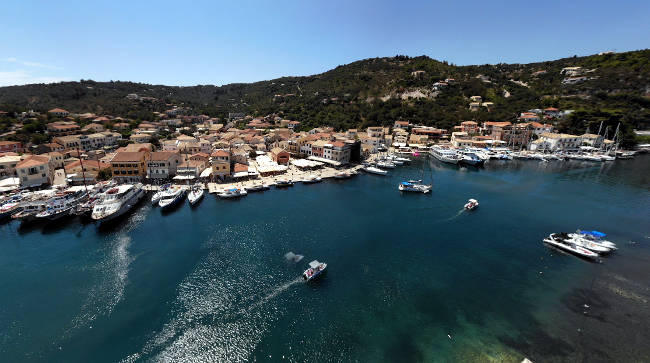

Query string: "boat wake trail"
[[445, 208, 465, 221], [244, 277, 303, 314]]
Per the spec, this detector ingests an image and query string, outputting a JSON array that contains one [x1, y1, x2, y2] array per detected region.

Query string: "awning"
[[173, 175, 196, 180], [199, 168, 212, 178], [307, 156, 343, 166]]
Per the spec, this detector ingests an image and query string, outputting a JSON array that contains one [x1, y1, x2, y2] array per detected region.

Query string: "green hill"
[[1, 50, 648, 147]]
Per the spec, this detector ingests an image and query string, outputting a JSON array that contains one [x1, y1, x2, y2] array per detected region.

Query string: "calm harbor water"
[[1, 156, 649, 362]]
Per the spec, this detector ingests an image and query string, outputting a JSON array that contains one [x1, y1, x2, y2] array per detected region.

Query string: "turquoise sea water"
[[1, 156, 649, 362]]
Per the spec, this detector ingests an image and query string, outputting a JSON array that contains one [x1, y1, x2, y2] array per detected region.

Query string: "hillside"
[[1, 50, 649, 146]]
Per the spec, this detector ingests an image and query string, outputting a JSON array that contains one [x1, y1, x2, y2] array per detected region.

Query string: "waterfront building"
[[64, 160, 110, 184], [111, 152, 148, 183], [451, 132, 473, 148], [147, 151, 182, 180], [270, 148, 290, 165], [0, 155, 21, 178], [210, 150, 231, 180], [529, 132, 582, 152], [460, 121, 479, 135], [580, 133, 604, 149], [15, 155, 53, 187]]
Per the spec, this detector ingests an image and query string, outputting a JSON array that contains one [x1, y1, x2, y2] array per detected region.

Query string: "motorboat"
[[363, 166, 388, 175], [275, 179, 294, 188], [246, 183, 270, 192], [458, 151, 485, 167], [376, 161, 396, 169], [217, 187, 248, 198], [464, 198, 479, 210], [302, 175, 322, 184], [11, 200, 46, 222], [334, 171, 354, 179], [91, 183, 145, 223], [36, 190, 88, 221], [395, 146, 412, 156], [151, 183, 171, 205], [187, 184, 204, 206], [398, 181, 431, 193], [616, 151, 635, 159], [573, 230, 617, 250], [543, 233, 599, 260], [158, 187, 186, 210], [303, 260, 327, 281], [598, 154, 616, 161], [429, 146, 461, 164], [0, 201, 21, 220]]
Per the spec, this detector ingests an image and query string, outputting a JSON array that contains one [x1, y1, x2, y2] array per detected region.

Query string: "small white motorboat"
[[398, 181, 431, 193], [302, 175, 322, 184], [376, 161, 396, 169], [246, 183, 270, 192], [275, 179, 294, 188], [158, 187, 186, 210], [543, 233, 599, 260], [218, 188, 248, 198], [187, 185, 204, 206], [363, 166, 388, 175], [464, 198, 479, 210], [303, 260, 327, 281]]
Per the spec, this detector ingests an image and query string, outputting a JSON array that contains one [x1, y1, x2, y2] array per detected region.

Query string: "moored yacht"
[[275, 179, 294, 188], [91, 183, 145, 223], [151, 183, 171, 205], [158, 187, 186, 210], [334, 171, 355, 179], [429, 146, 461, 164], [376, 161, 396, 169], [303, 260, 327, 281], [246, 183, 270, 192], [458, 151, 485, 167]]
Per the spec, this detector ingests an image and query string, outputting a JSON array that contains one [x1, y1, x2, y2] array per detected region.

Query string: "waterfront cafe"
[[290, 158, 324, 170]]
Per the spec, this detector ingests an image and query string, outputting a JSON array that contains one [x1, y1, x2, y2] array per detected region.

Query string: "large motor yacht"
[[429, 146, 461, 164], [91, 183, 145, 223]]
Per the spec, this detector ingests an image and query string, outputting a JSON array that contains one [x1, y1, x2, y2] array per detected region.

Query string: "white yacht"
[[91, 183, 145, 223], [151, 183, 171, 205], [303, 260, 327, 281], [187, 184, 205, 206], [572, 230, 617, 250], [334, 171, 354, 179], [429, 146, 461, 164], [275, 179, 294, 188], [218, 187, 248, 198], [246, 183, 270, 192], [158, 187, 186, 210], [363, 166, 388, 175], [543, 233, 599, 260], [376, 161, 396, 169]]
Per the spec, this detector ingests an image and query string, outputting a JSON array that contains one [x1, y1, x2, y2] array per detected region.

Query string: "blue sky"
[[1, 0, 648, 87]]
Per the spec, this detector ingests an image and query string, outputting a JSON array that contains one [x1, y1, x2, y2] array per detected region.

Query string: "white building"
[[529, 133, 582, 152]]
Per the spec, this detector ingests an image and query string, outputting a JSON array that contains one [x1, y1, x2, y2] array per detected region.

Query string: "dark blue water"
[[1, 156, 649, 362]]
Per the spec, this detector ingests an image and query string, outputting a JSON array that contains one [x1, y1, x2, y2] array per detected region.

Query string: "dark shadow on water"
[[160, 200, 185, 215], [384, 332, 424, 362]]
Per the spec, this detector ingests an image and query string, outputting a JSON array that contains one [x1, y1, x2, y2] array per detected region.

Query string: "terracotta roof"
[[16, 155, 50, 169], [111, 152, 145, 162], [48, 108, 69, 113], [211, 150, 230, 157], [149, 151, 178, 161], [233, 163, 248, 173], [65, 159, 110, 171], [484, 121, 511, 127], [0, 141, 21, 146]]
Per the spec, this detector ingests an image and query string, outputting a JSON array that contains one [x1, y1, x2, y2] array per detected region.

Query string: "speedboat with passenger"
[[303, 260, 327, 281], [543, 233, 599, 260], [398, 181, 431, 193], [572, 230, 617, 250], [464, 198, 479, 210]]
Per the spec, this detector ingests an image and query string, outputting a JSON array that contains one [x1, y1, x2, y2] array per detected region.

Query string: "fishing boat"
[[217, 187, 248, 198], [187, 184, 204, 206], [151, 183, 171, 205], [429, 146, 461, 164], [246, 183, 270, 192], [398, 181, 431, 193], [158, 187, 186, 210], [275, 179, 294, 188], [543, 233, 599, 260], [464, 198, 479, 210], [36, 190, 88, 221], [303, 260, 327, 281], [573, 230, 617, 250], [302, 175, 322, 184], [91, 183, 145, 223], [363, 166, 388, 175]]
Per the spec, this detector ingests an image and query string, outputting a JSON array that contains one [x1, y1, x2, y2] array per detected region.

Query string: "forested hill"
[[1, 49, 648, 138]]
